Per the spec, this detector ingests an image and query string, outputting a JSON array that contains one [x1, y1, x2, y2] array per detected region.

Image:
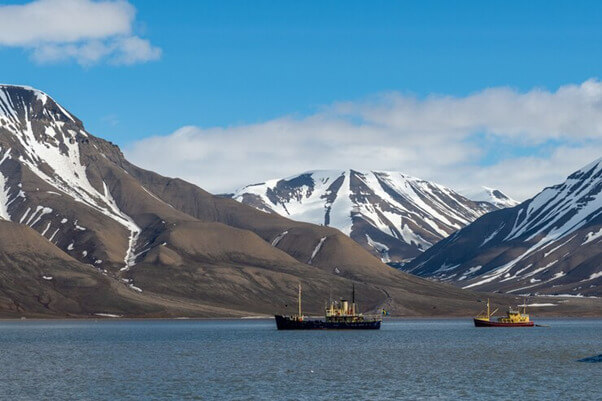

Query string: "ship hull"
[[275, 315, 381, 330], [474, 318, 534, 327]]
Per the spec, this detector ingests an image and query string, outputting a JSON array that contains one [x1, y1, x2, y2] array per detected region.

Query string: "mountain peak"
[[572, 157, 602, 178], [0, 84, 80, 128], [243, 169, 441, 192], [0, 83, 47, 95], [0, 84, 88, 172], [463, 186, 519, 208], [233, 169, 502, 263]]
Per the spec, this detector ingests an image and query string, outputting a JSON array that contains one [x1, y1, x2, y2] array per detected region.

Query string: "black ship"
[[274, 284, 382, 330]]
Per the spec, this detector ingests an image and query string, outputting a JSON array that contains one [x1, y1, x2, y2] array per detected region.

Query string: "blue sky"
[[1, 0, 602, 198]]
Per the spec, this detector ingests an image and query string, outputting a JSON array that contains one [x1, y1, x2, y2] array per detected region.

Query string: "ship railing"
[[362, 314, 383, 321]]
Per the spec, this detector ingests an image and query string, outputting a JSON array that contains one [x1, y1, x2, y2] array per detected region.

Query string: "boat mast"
[[487, 298, 490, 319], [352, 283, 356, 315], [298, 283, 302, 317]]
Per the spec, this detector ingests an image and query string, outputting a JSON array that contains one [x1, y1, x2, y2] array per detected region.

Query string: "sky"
[[1, 0, 602, 200]]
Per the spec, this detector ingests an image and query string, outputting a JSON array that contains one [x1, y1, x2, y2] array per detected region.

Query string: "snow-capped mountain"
[[406, 158, 602, 296], [0, 85, 141, 269], [1, 84, 511, 317], [233, 170, 503, 263], [462, 186, 519, 209]]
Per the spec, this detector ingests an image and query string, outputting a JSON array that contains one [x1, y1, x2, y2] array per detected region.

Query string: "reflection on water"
[[0, 319, 600, 400]]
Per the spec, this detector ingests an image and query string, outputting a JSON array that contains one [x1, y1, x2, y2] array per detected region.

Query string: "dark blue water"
[[0, 319, 600, 400]]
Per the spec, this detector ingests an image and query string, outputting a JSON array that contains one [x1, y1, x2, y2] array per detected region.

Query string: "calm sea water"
[[0, 319, 600, 400]]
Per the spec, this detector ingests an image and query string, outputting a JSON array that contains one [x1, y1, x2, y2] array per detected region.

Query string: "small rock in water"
[[577, 354, 602, 363]]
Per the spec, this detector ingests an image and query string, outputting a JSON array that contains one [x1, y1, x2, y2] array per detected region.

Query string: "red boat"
[[474, 299, 535, 327], [473, 318, 534, 327]]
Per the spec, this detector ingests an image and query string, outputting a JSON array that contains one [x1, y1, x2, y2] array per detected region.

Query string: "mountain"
[[1, 85, 599, 317], [462, 186, 519, 209], [0, 84, 539, 318], [232, 170, 500, 263], [405, 159, 602, 297]]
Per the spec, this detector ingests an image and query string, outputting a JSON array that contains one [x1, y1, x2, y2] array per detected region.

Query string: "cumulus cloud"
[[0, 0, 160, 65], [125, 80, 602, 200]]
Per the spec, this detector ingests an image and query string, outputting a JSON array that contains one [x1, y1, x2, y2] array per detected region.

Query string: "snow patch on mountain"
[[25, 206, 53, 227], [481, 223, 504, 246], [0, 172, 10, 220], [102, 182, 141, 270], [271, 230, 288, 247], [366, 234, 391, 263], [583, 227, 602, 245], [0, 148, 13, 220], [308, 237, 327, 264], [328, 172, 354, 235]]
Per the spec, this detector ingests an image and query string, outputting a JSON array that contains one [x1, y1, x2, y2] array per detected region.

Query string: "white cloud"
[[125, 80, 602, 200], [335, 79, 602, 142], [109, 35, 161, 65], [445, 145, 602, 201], [0, 0, 160, 65]]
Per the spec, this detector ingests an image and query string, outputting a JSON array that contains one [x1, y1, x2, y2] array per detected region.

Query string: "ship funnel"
[[341, 300, 349, 314]]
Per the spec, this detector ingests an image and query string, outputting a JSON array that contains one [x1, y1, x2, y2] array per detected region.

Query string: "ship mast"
[[352, 283, 356, 315], [487, 298, 490, 319], [298, 283, 302, 317]]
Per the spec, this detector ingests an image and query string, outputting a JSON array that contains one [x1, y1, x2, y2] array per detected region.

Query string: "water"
[[0, 319, 600, 400]]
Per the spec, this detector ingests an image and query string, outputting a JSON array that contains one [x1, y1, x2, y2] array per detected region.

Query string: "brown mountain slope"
[[0, 220, 307, 318], [0, 221, 158, 317]]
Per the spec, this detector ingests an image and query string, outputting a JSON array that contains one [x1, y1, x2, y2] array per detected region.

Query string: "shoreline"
[[2, 315, 602, 322], [2, 295, 601, 321]]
